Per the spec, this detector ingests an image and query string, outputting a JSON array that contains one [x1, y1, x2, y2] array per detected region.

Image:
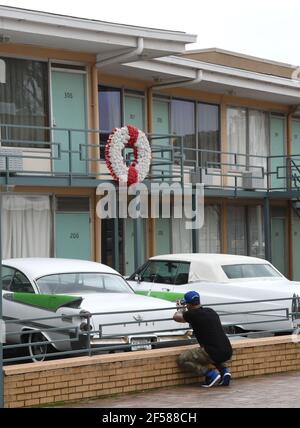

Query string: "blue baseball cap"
[[181, 291, 200, 305]]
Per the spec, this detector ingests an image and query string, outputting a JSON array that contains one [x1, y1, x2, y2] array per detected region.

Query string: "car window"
[[141, 261, 185, 285], [222, 264, 281, 279], [10, 270, 35, 293], [37, 273, 133, 294], [1, 266, 15, 291], [174, 263, 190, 285]]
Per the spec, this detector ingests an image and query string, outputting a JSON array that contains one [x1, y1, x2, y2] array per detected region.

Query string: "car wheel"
[[27, 332, 49, 363]]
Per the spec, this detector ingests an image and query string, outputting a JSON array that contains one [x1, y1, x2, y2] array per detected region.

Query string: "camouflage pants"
[[178, 347, 227, 376]]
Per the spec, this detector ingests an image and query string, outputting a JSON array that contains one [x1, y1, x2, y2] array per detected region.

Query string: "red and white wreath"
[[105, 125, 151, 186]]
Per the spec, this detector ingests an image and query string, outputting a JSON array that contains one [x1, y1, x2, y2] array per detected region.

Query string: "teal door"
[[293, 216, 300, 280], [56, 213, 91, 260], [153, 100, 171, 179], [124, 95, 145, 129], [292, 120, 300, 156], [270, 116, 285, 190], [155, 218, 171, 256], [292, 120, 300, 188], [51, 70, 87, 174], [271, 218, 287, 276]]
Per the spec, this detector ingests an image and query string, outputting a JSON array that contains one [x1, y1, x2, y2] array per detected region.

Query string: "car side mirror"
[[135, 274, 141, 284]]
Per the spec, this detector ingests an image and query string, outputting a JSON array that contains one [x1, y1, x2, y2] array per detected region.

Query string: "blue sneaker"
[[201, 370, 221, 388], [219, 368, 231, 387]]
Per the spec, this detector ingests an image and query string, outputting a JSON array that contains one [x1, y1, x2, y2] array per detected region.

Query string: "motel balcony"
[[0, 123, 300, 201]]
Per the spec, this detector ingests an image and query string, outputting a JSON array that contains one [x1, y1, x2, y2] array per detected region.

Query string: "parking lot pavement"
[[59, 371, 300, 408]]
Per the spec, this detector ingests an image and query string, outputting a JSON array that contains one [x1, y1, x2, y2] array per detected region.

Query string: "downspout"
[[151, 69, 203, 90], [96, 37, 144, 68]]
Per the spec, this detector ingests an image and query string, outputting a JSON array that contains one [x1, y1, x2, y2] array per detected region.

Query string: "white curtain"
[[248, 206, 265, 258], [227, 107, 247, 171], [249, 110, 269, 189], [2, 195, 51, 259], [227, 206, 247, 255], [198, 205, 221, 253], [172, 218, 193, 253]]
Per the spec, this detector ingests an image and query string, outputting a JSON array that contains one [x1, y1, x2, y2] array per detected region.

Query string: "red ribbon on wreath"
[[105, 125, 140, 186]]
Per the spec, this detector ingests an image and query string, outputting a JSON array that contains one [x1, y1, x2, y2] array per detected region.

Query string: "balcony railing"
[[0, 123, 300, 195]]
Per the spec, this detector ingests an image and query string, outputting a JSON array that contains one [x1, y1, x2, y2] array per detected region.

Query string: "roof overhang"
[[105, 55, 300, 105], [0, 6, 197, 61]]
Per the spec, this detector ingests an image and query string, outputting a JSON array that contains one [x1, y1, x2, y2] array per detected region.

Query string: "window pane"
[[227, 107, 247, 170], [248, 206, 265, 258], [222, 264, 281, 279], [2, 195, 52, 259], [11, 271, 35, 293], [171, 99, 196, 165], [99, 87, 122, 157], [174, 263, 190, 285], [249, 110, 269, 189], [0, 57, 49, 147], [141, 261, 180, 284], [1, 266, 15, 291], [199, 205, 221, 253], [227, 206, 247, 255], [198, 103, 220, 166]]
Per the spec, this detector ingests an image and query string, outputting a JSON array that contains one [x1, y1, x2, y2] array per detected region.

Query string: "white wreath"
[[106, 126, 152, 184]]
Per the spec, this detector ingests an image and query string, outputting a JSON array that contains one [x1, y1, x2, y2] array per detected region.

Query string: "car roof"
[[149, 254, 273, 282], [150, 254, 268, 265], [3, 258, 119, 280]]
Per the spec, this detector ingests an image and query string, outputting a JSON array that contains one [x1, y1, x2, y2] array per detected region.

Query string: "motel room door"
[[55, 197, 91, 261], [51, 69, 88, 174], [271, 216, 287, 277], [270, 116, 286, 190]]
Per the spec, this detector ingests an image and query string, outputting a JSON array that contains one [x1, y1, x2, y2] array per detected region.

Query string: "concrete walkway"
[[61, 371, 300, 408]]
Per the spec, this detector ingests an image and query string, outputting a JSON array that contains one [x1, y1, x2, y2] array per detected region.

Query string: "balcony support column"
[[264, 197, 272, 262]]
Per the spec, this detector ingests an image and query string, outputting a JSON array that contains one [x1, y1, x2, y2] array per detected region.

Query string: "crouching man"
[[173, 291, 233, 388]]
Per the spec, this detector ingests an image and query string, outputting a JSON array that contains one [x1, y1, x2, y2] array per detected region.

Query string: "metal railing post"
[[0, 191, 3, 408], [264, 197, 272, 262]]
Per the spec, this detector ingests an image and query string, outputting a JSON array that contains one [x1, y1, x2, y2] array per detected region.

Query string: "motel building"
[[1, 5, 300, 280]]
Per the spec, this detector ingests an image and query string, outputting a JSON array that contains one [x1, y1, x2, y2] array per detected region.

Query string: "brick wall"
[[4, 336, 300, 408]]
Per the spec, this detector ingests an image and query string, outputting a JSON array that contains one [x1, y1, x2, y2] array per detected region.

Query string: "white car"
[[2, 258, 191, 362], [128, 254, 300, 334]]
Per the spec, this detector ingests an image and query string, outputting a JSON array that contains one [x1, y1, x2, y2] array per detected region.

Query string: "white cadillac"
[[128, 254, 300, 335], [1, 259, 191, 362]]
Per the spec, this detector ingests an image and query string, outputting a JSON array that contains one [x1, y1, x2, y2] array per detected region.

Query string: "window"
[[198, 205, 221, 253], [198, 103, 220, 166], [140, 261, 190, 285], [2, 195, 52, 259], [99, 86, 122, 158], [0, 57, 49, 147], [227, 206, 247, 255], [10, 270, 35, 293], [227, 107, 269, 188], [171, 99, 196, 165], [1, 266, 15, 291], [37, 273, 132, 294], [222, 264, 281, 279], [1, 267, 34, 293]]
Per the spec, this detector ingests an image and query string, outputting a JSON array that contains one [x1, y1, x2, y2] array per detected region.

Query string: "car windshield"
[[36, 273, 133, 295], [222, 264, 282, 279]]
